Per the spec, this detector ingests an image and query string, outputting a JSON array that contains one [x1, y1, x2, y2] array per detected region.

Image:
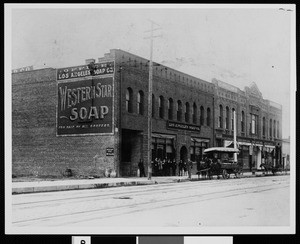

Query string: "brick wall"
[[12, 68, 115, 178]]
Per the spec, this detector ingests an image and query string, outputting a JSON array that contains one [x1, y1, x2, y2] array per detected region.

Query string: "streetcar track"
[[13, 180, 285, 210], [12, 182, 289, 225], [13, 176, 287, 207]]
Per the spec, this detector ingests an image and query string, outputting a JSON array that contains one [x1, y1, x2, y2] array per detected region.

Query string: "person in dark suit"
[[138, 159, 146, 177]]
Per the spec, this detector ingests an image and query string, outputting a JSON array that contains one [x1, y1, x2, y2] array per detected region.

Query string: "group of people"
[[137, 158, 194, 178]]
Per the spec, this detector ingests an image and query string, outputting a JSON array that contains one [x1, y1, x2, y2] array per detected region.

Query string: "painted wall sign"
[[106, 148, 114, 156], [167, 121, 200, 132], [57, 77, 114, 135], [57, 61, 114, 81]]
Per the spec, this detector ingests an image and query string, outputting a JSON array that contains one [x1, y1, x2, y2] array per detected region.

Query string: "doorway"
[[180, 146, 188, 162]]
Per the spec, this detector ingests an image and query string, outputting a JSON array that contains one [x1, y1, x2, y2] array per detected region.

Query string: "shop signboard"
[[167, 121, 200, 132], [57, 76, 114, 136], [57, 61, 114, 81]]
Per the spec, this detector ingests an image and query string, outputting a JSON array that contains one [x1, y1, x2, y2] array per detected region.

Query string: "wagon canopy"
[[203, 147, 240, 154]]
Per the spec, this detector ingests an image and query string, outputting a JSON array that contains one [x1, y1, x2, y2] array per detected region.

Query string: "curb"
[[12, 179, 174, 194]]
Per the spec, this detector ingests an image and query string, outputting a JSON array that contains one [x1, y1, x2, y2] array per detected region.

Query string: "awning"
[[238, 141, 252, 146], [152, 133, 176, 140], [191, 138, 210, 143], [204, 147, 239, 154], [264, 145, 275, 149]]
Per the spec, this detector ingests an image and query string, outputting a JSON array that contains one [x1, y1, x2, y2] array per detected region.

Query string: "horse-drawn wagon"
[[197, 147, 243, 179]]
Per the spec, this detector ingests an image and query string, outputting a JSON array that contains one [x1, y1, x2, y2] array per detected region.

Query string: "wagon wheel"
[[222, 169, 229, 179]]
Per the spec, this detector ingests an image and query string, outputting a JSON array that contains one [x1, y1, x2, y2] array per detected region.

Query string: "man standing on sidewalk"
[[138, 159, 146, 177], [187, 159, 193, 179]]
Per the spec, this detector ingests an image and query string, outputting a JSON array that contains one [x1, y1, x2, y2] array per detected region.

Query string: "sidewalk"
[[12, 171, 270, 194]]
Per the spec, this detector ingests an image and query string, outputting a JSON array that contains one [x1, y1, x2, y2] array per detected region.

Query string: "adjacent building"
[[12, 49, 283, 178]]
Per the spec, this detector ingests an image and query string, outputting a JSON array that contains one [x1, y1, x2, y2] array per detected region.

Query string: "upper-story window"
[[193, 103, 197, 124], [270, 119, 272, 138], [168, 98, 173, 120], [126, 87, 133, 113], [206, 107, 211, 127], [250, 114, 258, 135], [137, 90, 144, 115], [241, 111, 245, 133], [159, 96, 165, 119], [262, 117, 266, 136], [219, 105, 223, 128], [225, 106, 230, 130], [185, 102, 190, 123], [177, 100, 182, 122], [200, 106, 204, 126]]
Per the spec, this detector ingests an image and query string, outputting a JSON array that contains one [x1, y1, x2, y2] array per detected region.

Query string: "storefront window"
[[190, 140, 208, 162]]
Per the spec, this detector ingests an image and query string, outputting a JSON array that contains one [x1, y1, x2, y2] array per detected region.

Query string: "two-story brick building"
[[12, 49, 282, 178]]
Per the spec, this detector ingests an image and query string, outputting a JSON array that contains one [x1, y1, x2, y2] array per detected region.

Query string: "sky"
[[7, 4, 295, 138]]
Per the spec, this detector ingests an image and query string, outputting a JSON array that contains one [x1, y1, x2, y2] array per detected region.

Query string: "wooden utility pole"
[[233, 110, 237, 162], [144, 20, 161, 180]]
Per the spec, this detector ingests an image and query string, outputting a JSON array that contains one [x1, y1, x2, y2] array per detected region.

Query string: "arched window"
[[193, 103, 197, 124], [219, 105, 223, 128], [137, 91, 144, 115], [225, 106, 230, 129], [241, 111, 245, 133], [168, 98, 173, 120], [126, 87, 133, 113], [159, 96, 165, 119], [177, 100, 182, 121], [270, 119, 272, 138], [262, 117, 266, 136], [185, 102, 190, 123], [200, 106, 204, 126], [206, 107, 211, 127], [152, 94, 155, 118], [231, 108, 235, 131]]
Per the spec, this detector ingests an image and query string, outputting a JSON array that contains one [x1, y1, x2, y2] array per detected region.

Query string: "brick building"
[[212, 78, 282, 172], [12, 49, 282, 178]]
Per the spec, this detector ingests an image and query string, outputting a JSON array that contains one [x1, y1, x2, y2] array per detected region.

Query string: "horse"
[[207, 159, 222, 179], [260, 163, 274, 175], [196, 160, 210, 179]]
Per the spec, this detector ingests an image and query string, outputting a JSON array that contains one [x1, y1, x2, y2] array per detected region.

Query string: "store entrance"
[[120, 129, 142, 177], [180, 146, 188, 162]]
